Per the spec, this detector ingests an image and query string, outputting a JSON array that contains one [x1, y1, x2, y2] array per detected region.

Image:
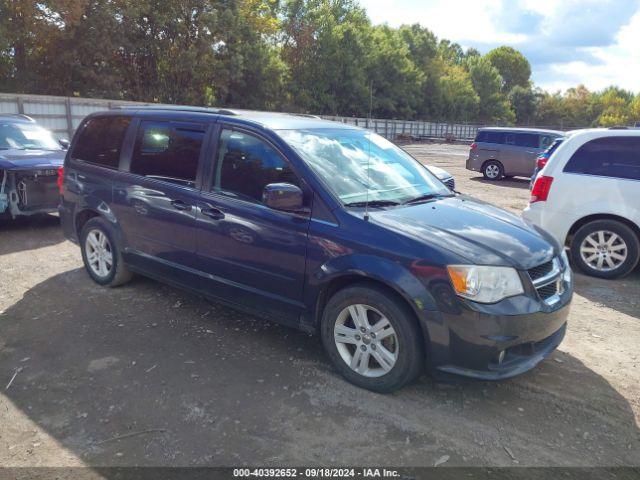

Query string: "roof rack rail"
[[608, 126, 629, 130], [113, 105, 237, 115]]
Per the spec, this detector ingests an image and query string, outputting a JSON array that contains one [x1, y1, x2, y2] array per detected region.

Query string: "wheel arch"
[[309, 256, 439, 351], [566, 213, 640, 245], [75, 208, 101, 237]]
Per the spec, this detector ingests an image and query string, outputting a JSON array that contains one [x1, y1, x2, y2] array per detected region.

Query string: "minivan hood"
[[425, 165, 452, 179], [0, 149, 65, 170], [369, 195, 556, 270]]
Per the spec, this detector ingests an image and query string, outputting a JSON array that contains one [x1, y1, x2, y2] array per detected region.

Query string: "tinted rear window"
[[129, 121, 205, 188], [564, 137, 640, 180], [515, 133, 539, 148], [72, 116, 131, 168], [475, 131, 505, 144]]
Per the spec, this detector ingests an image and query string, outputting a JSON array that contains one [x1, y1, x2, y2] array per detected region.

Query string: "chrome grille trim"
[[531, 258, 561, 288], [528, 257, 563, 305], [443, 177, 455, 190]]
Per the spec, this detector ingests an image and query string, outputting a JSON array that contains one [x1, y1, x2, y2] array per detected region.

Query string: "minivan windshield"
[[0, 122, 62, 151], [278, 129, 452, 206]]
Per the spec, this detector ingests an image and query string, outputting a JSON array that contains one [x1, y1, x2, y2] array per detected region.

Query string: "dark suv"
[[60, 107, 572, 392]]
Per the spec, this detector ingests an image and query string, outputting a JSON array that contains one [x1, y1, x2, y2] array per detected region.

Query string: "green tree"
[[0, 0, 51, 92], [281, 0, 371, 115], [597, 86, 633, 127], [439, 65, 479, 121], [508, 85, 536, 124], [438, 39, 464, 65], [465, 55, 513, 122], [397, 24, 441, 118], [366, 25, 424, 118], [486, 46, 531, 93], [629, 95, 640, 125]]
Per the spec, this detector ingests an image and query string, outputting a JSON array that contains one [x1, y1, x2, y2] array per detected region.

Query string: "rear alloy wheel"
[[80, 217, 133, 287], [482, 161, 504, 180], [570, 220, 640, 279], [321, 283, 423, 393], [85, 229, 113, 279]]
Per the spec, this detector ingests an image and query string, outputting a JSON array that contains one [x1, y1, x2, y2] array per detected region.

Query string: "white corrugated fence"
[[0, 92, 482, 142]]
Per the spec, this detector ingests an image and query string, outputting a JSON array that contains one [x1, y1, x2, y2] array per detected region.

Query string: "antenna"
[[364, 81, 373, 222]]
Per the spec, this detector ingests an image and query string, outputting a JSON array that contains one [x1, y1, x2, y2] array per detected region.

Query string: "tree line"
[[1, 0, 639, 127]]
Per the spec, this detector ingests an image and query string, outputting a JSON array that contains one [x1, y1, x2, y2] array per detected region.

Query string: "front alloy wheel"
[[321, 283, 424, 393], [334, 304, 399, 377]]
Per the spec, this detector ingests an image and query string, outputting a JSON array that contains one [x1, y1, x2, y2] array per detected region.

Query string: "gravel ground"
[[0, 142, 639, 468]]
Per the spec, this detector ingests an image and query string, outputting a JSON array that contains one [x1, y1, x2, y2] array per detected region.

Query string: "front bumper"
[[420, 283, 572, 381], [437, 321, 566, 380]]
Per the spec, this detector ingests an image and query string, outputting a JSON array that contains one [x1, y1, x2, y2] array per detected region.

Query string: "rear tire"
[[570, 220, 640, 279], [320, 283, 424, 393], [80, 217, 133, 287], [482, 160, 504, 180]]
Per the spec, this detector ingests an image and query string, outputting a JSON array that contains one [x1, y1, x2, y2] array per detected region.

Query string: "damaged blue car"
[[0, 115, 67, 220]]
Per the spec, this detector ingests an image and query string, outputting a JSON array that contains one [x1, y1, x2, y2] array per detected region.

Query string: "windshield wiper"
[[344, 200, 400, 208], [402, 193, 452, 205]]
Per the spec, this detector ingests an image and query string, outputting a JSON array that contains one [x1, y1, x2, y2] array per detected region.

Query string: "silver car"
[[466, 127, 563, 180]]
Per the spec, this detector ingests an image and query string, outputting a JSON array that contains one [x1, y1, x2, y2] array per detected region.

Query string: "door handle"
[[171, 199, 192, 211], [201, 207, 225, 220]]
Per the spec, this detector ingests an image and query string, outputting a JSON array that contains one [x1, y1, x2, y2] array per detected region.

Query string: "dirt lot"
[[1, 143, 639, 468]]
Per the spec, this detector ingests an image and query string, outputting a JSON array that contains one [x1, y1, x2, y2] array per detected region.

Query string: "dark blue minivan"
[[60, 107, 572, 392]]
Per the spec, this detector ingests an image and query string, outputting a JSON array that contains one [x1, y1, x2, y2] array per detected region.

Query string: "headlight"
[[447, 265, 524, 303], [560, 250, 572, 283]]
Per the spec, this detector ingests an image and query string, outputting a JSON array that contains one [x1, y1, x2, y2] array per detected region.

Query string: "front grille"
[[527, 257, 562, 304], [527, 259, 554, 281], [443, 178, 455, 190], [537, 282, 558, 300]]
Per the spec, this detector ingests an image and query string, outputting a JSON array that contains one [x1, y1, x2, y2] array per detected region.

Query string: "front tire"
[[80, 217, 133, 287], [482, 160, 504, 180], [570, 220, 640, 279], [320, 283, 424, 393]]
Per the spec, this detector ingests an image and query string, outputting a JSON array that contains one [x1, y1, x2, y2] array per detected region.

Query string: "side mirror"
[[262, 183, 305, 213], [59, 138, 70, 150]]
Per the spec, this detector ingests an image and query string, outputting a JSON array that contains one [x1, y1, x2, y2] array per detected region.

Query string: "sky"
[[359, 0, 640, 93]]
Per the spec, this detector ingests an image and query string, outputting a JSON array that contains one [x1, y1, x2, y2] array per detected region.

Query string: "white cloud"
[[359, 0, 640, 93], [534, 10, 640, 91], [361, 0, 525, 44]]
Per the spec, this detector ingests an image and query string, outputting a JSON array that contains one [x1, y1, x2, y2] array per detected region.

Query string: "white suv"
[[523, 129, 640, 279]]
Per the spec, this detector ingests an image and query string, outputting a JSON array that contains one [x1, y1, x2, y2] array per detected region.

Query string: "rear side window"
[[129, 121, 205, 188], [72, 116, 131, 168], [515, 133, 539, 148], [505, 133, 516, 145], [475, 131, 505, 144], [564, 137, 640, 181]]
